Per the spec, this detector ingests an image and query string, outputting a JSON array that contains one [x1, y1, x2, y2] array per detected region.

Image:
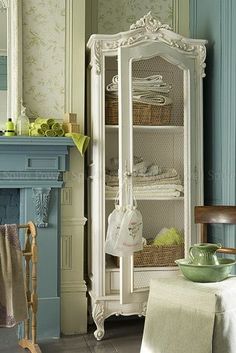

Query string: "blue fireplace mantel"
[[0, 136, 75, 339]]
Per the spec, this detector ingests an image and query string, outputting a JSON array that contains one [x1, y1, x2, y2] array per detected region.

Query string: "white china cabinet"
[[87, 13, 207, 340]]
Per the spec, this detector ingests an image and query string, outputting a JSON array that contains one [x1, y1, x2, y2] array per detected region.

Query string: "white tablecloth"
[[141, 276, 236, 353]]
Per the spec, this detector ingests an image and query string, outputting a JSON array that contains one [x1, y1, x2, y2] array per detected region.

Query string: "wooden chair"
[[195, 206, 236, 255]]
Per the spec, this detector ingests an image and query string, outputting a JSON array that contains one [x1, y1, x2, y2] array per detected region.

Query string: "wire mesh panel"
[[132, 56, 184, 126]]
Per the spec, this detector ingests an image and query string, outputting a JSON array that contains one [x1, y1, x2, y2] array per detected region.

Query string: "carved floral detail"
[[199, 45, 207, 77], [93, 40, 102, 75], [32, 188, 51, 228], [130, 11, 172, 32], [141, 301, 147, 316], [92, 302, 105, 340], [0, 0, 8, 9]]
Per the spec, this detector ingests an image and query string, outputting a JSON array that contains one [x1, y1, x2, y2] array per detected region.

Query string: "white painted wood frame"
[[1, 0, 22, 121], [61, 0, 87, 335]]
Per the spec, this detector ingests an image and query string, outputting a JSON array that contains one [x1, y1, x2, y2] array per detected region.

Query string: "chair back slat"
[[195, 206, 236, 256], [195, 206, 236, 224]]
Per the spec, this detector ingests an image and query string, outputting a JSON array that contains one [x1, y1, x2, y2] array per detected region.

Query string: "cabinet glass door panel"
[[119, 44, 186, 304], [104, 55, 120, 295]]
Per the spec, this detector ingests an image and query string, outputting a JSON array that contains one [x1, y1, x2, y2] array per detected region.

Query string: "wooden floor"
[[0, 316, 144, 353]]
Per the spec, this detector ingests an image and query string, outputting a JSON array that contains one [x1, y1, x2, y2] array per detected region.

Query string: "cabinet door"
[[118, 42, 200, 304]]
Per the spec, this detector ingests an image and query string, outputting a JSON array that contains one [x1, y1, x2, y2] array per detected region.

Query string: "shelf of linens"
[[105, 125, 184, 134], [105, 193, 184, 201]]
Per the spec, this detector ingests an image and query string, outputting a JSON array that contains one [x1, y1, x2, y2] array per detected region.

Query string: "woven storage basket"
[[115, 243, 184, 267], [105, 97, 172, 126]]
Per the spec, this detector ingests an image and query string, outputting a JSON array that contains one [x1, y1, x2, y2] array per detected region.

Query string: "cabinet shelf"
[[105, 193, 184, 201], [106, 265, 179, 272], [105, 125, 184, 134]]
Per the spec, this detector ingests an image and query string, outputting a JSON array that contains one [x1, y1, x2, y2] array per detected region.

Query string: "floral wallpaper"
[[98, 0, 173, 34], [22, 0, 65, 119]]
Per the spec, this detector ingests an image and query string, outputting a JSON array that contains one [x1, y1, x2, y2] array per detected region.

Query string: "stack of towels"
[[106, 74, 172, 106], [105, 156, 184, 198], [30, 118, 65, 137]]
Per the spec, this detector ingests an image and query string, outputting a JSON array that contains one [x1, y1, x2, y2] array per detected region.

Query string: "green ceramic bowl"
[[175, 258, 236, 283]]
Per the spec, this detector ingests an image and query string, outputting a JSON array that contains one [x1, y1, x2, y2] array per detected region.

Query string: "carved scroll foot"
[[92, 303, 105, 341], [94, 327, 105, 341]]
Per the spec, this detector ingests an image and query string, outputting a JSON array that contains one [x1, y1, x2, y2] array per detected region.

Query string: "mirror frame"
[[1, 0, 22, 121]]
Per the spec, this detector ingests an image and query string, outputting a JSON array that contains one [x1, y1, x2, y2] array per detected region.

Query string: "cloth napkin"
[[65, 133, 90, 156]]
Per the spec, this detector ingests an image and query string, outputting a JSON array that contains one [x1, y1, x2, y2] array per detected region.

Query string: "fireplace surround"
[[0, 136, 74, 338]]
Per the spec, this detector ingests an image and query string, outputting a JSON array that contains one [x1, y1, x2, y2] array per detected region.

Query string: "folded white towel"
[[106, 184, 184, 192], [105, 188, 182, 198], [133, 93, 172, 106], [106, 74, 172, 97]]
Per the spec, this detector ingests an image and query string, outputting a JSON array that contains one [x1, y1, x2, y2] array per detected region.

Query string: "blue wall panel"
[[190, 0, 236, 249], [190, 0, 222, 205]]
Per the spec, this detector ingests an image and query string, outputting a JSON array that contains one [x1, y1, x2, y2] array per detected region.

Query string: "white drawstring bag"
[[115, 200, 143, 256], [105, 191, 143, 256], [105, 204, 125, 256]]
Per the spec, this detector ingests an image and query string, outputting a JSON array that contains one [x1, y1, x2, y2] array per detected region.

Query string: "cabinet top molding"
[[87, 12, 207, 76]]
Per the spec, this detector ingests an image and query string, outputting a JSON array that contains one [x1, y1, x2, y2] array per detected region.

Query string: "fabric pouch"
[[105, 205, 125, 256], [115, 205, 143, 256]]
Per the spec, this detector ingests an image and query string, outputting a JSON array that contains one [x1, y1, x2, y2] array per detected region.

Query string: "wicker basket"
[[115, 243, 184, 267], [105, 97, 172, 126]]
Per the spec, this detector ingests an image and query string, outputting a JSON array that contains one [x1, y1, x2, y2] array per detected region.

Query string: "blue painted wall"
[[0, 56, 7, 90], [190, 0, 236, 247]]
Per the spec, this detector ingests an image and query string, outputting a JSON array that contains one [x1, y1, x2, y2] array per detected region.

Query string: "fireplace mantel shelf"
[[0, 136, 75, 146], [0, 136, 75, 189]]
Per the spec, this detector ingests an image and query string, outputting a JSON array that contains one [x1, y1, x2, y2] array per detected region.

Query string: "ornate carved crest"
[[130, 11, 172, 32], [88, 12, 206, 76]]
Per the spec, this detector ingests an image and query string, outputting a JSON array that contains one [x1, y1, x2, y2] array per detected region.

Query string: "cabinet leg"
[[92, 302, 105, 340]]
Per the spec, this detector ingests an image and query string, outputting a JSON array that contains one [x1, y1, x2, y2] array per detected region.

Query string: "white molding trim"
[[62, 0, 87, 335], [62, 217, 87, 227], [173, 0, 189, 36], [7, 0, 22, 121], [65, 0, 85, 127], [61, 280, 87, 293]]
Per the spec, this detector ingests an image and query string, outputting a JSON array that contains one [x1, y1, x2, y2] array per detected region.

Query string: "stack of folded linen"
[[106, 74, 172, 106], [106, 161, 184, 198]]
